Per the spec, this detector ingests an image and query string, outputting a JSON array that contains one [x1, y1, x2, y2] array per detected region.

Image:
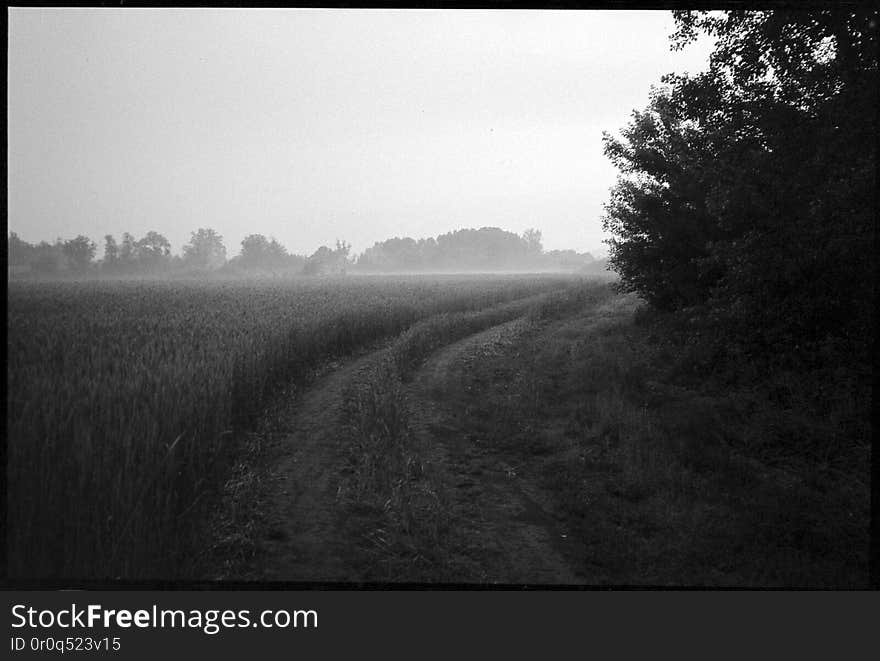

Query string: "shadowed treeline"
[[603, 9, 874, 372], [594, 9, 873, 583]]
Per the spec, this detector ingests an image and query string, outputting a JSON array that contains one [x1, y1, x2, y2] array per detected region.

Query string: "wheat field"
[[7, 274, 574, 579]]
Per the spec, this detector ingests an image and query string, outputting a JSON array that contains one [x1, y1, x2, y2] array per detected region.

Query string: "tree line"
[[356, 227, 596, 272], [8, 226, 598, 277], [8, 229, 314, 276]]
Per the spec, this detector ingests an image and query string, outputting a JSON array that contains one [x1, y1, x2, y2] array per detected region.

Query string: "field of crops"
[[7, 274, 576, 579]]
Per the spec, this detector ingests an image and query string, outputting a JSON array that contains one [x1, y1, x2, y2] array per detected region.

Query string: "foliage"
[[103, 234, 119, 270], [10, 225, 594, 278], [302, 240, 351, 275], [182, 228, 227, 271], [98, 231, 173, 274], [602, 9, 876, 364], [8, 232, 34, 266], [60, 235, 97, 273], [522, 228, 543, 255], [136, 231, 172, 271], [239, 234, 293, 271], [32, 240, 66, 274], [356, 226, 592, 272], [119, 232, 138, 270]]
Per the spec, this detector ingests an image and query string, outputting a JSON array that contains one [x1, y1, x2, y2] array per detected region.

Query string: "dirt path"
[[408, 318, 582, 584], [249, 289, 870, 587], [256, 352, 385, 582], [256, 315, 583, 583]]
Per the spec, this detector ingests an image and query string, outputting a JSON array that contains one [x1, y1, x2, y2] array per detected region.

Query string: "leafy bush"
[[603, 10, 876, 366]]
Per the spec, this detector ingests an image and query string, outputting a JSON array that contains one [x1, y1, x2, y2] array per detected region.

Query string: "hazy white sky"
[[8, 8, 713, 257]]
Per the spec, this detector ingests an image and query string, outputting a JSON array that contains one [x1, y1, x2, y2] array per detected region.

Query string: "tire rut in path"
[[258, 316, 582, 584], [408, 318, 582, 584], [257, 351, 381, 582]]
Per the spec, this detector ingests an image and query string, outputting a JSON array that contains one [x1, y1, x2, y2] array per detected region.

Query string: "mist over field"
[[6, 9, 873, 588], [8, 8, 715, 267]]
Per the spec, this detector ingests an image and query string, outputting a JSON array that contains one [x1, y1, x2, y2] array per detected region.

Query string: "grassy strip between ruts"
[[333, 282, 616, 581]]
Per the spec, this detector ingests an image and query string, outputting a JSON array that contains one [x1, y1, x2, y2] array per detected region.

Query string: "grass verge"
[[455, 293, 869, 586]]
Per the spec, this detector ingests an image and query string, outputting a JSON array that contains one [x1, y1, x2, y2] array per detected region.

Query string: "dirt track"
[[407, 318, 582, 584], [256, 315, 583, 583], [244, 290, 871, 588], [256, 351, 382, 582]]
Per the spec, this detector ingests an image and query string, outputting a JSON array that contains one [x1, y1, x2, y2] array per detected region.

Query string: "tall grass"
[[7, 274, 571, 579], [334, 282, 614, 579], [337, 356, 451, 579], [491, 293, 870, 586]]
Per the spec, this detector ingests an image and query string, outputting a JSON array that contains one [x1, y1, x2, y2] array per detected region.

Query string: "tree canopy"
[[182, 228, 227, 271], [356, 227, 590, 272], [61, 236, 97, 273], [303, 240, 351, 275], [239, 234, 294, 271], [603, 9, 876, 362]]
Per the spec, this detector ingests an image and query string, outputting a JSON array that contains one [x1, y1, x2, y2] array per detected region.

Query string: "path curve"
[[257, 314, 582, 583], [408, 318, 581, 584]]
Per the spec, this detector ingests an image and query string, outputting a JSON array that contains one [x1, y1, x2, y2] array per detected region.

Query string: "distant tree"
[[182, 228, 227, 271], [240, 234, 271, 269], [302, 246, 330, 275], [62, 235, 97, 273], [239, 234, 293, 272], [136, 231, 172, 272], [102, 235, 119, 273], [119, 232, 138, 273], [8, 232, 34, 267], [303, 240, 351, 275], [357, 237, 421, 271], [435, 227, 529, 269], [266, 238, 290, 269], [417, 237, 440, 269], [31, 241, 64, 275], [355, 227, 563, 272], [522, 228, 543, 255], [542, 249, 595, 271], [333, 240, 351, 274]]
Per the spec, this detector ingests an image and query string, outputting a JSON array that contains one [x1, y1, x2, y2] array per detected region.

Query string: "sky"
[[8, 8, 714, 258]]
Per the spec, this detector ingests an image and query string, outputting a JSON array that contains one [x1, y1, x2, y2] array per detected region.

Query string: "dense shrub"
[[603, 10, 876, 367]]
